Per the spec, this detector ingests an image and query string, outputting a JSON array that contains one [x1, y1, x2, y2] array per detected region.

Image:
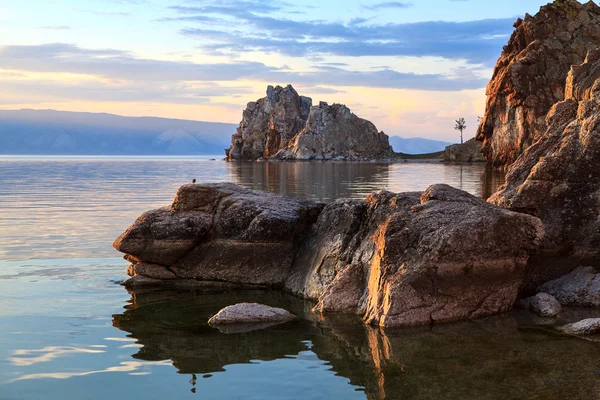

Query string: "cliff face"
[[477, 0, 600, 168], [227, 86, 393, 161], [490, 48, 600, 267], [227, 85, 312, 160]]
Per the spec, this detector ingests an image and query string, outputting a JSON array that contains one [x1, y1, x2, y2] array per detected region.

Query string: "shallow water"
[[2, 156, 599, 400]]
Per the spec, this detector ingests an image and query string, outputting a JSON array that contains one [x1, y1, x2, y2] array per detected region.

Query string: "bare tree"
[[454, 117, 467, 144]]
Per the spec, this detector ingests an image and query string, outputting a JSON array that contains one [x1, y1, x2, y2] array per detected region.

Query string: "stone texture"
[[489, 49, 600, 265], [114, 182, 323, 287], [288, 102, 393, 160], [443, 138, 484, 162], [477, 0, 600, 168], [115, 182, 543, 327], [538, 266, 600, 306], [226, 85, 394, 161], [520, 292, 562, 317], [207, 303, 296, 326], [558, 318, 600, 335], [227, 85, 311, 160]]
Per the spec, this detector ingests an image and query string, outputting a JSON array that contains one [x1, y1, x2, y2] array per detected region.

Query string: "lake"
[[2, 156, 600, 400]]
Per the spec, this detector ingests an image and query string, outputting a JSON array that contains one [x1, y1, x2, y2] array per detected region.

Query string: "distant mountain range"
[[388, 136, 453, 155], [0, 110, 236, 155], [0, 109, 454, 156]]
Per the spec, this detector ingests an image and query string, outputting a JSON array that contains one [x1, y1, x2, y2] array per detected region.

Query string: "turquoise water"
[[4, 157, 599, 400]]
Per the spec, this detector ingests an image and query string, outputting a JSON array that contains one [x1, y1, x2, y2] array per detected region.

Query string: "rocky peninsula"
[[114, 0, 600, 329]]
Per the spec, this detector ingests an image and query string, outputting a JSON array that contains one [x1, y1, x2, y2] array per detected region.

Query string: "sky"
[[0, 0, 569, 141]]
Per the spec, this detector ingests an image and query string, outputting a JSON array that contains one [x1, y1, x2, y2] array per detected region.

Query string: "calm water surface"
[[2, 156, 600, 400]]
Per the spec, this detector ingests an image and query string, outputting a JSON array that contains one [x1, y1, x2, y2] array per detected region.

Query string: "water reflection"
[[113, 289, 600, 400]]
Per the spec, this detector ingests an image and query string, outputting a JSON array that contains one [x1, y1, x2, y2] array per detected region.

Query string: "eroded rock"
[[477, 0, 600, 168], [226, 85, 394, 161], [489, 49, 600, 265]]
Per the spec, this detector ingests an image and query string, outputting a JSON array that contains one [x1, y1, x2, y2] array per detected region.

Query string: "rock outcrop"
[[115, 182, 543, 327], [489, 48, 600, 265], [226, 85, 394, 161], [227, 85, 311, 160], [476, 0, 600, 168], [443, 138, 484, 162]]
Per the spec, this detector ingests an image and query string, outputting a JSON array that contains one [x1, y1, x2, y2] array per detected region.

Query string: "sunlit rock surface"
[[489, 49, 600, 270], [115, 182, 543, 327], [477, 0, 600, 168]]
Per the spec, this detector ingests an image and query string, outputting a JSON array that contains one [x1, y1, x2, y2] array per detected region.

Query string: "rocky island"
[[226, 85, 394, 161], [114, 0, 600, 330]]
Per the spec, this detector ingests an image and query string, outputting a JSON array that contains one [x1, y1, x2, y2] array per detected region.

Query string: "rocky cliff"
[[226, 86, 394, 161], [477, 0, 600, 168], [490, 48, 600, 268], [114, 182, 543, 327]]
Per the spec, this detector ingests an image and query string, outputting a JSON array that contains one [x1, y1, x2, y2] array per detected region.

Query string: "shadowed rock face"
[[226, 85, 393, 161], [489, 48, 600, 268], [114, 182, 543, 327], [477, 0, 600, 168]]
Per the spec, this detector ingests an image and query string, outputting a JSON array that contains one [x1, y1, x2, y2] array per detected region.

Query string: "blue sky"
[[0, 0, 569, 141]]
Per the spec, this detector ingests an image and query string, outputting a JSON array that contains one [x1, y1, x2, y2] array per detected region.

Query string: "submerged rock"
[[489, 49, 600, 265], [519, 292, 561, 317], [558, 318, 600, 335], [538, 266, 600, 307], [208, 303, 296, 328], [226, 85, 394, 161], [115, 182, 543, 327], [477, 0, 600, 168]]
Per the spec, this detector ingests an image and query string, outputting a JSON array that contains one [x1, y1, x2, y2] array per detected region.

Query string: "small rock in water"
[[558, 318, 600, 336], [208, 303, 295, 327], [538, 267, 600, 307], [524, 292, 561, 318]]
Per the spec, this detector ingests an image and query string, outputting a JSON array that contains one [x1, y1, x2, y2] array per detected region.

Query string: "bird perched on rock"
[[191, 179, 196, 184]]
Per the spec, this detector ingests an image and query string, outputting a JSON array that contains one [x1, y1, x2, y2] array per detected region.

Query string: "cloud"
[[363, 2, 414, 11], [38, 26, 72, 30], [169, 3, 513, 66], [0, 43, 277, 82]]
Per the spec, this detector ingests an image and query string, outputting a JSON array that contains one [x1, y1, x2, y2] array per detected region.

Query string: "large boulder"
[[114, 182, 324, 288], [290, 184, 544, 327], [288, 102, 393, 160], [115, 183, 543, 327], [227, 85, 312, 160], [489, 48, 600, 267], [477, 0, 600, 168]]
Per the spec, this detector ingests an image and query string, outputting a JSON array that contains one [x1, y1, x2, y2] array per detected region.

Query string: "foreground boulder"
[[489, 48, 600, 266], [115, 182, 543, 327], [226, 85, 394, 161], [477, 0, 600, 168]]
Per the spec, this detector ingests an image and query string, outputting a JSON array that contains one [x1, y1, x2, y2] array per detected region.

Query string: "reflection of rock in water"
[[227, 161, 391, 202], [113, 289, 600, 400], [480, 167, 505, 200]]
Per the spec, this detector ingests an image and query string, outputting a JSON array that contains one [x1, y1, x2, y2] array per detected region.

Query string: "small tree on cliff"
[[454, 117, 467, 144]]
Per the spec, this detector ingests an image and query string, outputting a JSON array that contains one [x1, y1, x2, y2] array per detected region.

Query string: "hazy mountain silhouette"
[[388, 136, 453, 154], [0, 109, 236, 155]]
